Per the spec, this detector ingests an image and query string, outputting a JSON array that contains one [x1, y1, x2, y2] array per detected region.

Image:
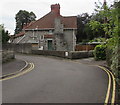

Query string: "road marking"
[[63, 59, 116, 104], [0, 63, 34, 81], [97, 66, 116, 104], [110, 72, 116, 104], [0, 60, 28, 78], [97, 66, 112, 104], [108, 69, 116, 104]]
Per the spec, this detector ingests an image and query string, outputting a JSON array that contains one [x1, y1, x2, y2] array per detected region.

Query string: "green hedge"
[[94, 44, 106, 60]]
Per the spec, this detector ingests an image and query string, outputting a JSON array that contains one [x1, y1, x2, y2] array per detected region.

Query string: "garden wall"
[[32, 50, 93, 59], [2, 43, 94, 59], [1, 50, 15, 63], [2, 43, 32, 54]]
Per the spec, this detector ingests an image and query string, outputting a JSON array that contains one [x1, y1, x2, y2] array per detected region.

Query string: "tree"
[[0, 25, 10, 44], [76, 12, 105, 43], [76, 13, 92, 42], [89, 20, 103, 37], [105, 2, 120, 102], [108, 0, 120, 85], [15, 10, 36, 34], [88, 0, 111, 39], [0, 25, 2, 44], [89, 0, 120, 86]]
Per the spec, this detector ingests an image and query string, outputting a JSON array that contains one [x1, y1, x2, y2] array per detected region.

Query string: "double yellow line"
[[63, 59, 116, 104], [0, 63, 34, 81], [97, 66, 116, 105]]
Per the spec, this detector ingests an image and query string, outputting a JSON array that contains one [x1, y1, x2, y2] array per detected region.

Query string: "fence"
[[75, 44, 95, 51]]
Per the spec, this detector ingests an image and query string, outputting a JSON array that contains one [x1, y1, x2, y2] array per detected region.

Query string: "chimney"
[[51, 4, 60, 16]]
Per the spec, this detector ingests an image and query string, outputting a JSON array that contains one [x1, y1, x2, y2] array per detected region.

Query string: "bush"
[[106, 48, 112, 66], [89, 38, 106, 43], [94, 44, 106, 60]]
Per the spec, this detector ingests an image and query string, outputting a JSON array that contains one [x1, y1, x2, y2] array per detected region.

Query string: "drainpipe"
[[73, 29, 76, 51]]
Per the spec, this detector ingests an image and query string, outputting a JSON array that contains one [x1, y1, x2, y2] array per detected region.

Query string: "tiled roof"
[[23, 21, 35, 29], [62, 16, 77, 29], [15, 32, 25, 37], [25, 6, 77, 30]]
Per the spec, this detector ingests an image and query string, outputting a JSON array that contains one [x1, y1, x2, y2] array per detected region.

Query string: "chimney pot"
[[51, 4, 60, 16]]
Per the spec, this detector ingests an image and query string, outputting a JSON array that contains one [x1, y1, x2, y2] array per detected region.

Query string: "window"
[[49, 30, 53, 34], [40, 35, 44, 40]]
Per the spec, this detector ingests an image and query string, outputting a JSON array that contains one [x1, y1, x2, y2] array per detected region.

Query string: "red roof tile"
[[15, 32, 25, 37], [62, 16, 77, 29], [25, 4, 77, 30], [23, 21, 35, 29]]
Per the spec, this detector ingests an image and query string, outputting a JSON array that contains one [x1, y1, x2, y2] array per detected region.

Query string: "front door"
[[47, 40, 53, 50]]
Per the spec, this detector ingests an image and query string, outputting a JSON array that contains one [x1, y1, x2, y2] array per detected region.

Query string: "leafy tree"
[[0, 25, 2, 44], [84, 23, 94, 40], [89, 0, 120, 86], [108, 0, 120, 84], [107, 1, 120, 102], [0, 25, 10, 44], [88, 1, 111, 39], [15, 10, 36, 34], [89, 20, 103, 37], [76, 13, 92, 42], [77, 12, 105, 43]]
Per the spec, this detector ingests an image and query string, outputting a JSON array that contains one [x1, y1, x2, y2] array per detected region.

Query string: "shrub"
[[89, 38, 106, 43], [94, 44, 106, 60]]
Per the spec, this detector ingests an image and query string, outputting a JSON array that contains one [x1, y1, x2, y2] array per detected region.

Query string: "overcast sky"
[[1, 0, 114, 34]]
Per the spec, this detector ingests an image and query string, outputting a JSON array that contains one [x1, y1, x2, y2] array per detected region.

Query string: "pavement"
[[2, 59, 27, 76], [74, 57, 107, 67]]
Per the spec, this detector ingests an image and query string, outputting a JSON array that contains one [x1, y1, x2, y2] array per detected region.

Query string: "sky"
[[0, 0, 115, 35]]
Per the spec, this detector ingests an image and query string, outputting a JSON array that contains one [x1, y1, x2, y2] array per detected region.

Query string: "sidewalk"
[[74, 57, 107, 67], [2, 59, 27, 76]]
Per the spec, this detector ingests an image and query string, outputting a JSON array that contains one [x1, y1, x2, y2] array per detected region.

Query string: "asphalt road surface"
[[2, 54, 108, 103], [2, 59, 26, 76]]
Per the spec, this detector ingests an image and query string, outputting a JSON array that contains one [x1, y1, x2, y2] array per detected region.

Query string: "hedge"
[[94, 44, 106, 60]]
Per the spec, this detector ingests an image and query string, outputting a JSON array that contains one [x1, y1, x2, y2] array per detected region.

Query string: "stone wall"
[[32, 50, 66, 58], [1, 50, 15, 63], [21, 30, 52, 50], [2, 43, 32, 54], [2, 44, 93, 59], [32, 50, 93, 59], [68, 51, 93, 59], [14, 28, 76, 51], [63, 29, 76, 51]]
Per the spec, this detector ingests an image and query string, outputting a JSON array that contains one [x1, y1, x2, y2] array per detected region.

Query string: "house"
[[13, 4, 77, 51]]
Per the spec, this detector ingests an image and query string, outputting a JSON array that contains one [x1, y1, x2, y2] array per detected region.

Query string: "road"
[[2, 54, 108, 103]]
